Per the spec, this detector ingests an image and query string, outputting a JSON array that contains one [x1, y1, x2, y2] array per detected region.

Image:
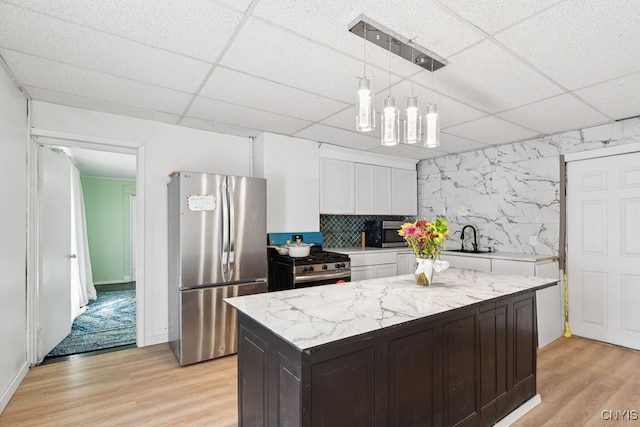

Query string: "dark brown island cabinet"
[[229, 273, 556, 427]]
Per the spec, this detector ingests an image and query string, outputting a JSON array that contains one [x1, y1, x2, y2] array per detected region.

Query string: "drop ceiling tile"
[[4, 0, 243, 61], [186, 96, 311, 135], [321, 106, 381, 139], [293, 124, 382, 151], [497, 94, 610, 135], [0, 3, 212, 93], [438, 133, 492, 154], [201, 67, 348, 122], [253, 0, 483, 60], [180, 117, 260, 138], [414, 40, 563, 113], [369, 143, 448, 160], [220, 17, 402, 104], [438, 0, 561, 34], [445, 116, 538, 145], [25, 86, 182, 125], [496, 0, 640, 90], [574, 72, 640, 121], [2, 50, 193, 114]]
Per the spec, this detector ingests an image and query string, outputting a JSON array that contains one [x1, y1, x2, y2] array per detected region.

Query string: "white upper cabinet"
[[319, 145, 418, 216], [320, 158, 354, 214], [391, 168, 417, 215], [354, 164, 392, 215]]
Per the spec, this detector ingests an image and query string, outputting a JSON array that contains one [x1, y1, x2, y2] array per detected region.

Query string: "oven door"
[[293, 270, 351, 288]]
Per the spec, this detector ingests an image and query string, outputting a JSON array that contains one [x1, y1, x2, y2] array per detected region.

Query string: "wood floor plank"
[[1, 337, 639, 426]]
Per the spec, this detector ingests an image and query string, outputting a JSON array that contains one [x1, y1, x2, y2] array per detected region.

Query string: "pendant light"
[[403, 45, 421, 144], [424, 58, 440, 148], [356, 24, 374, 132], [381, 36, 399, 146]]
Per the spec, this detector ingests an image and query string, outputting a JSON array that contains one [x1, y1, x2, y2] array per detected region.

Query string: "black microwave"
[[364, 220, 407, 248]]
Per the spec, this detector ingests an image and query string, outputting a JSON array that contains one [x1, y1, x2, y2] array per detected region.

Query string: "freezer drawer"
[[173, 281, 267, 366]]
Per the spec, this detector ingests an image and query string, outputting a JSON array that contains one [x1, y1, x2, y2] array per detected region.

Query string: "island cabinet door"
[[441, 311, 480, 427], [478, 302, 508, 427], [308, 346, 376, 427], [504, 293, 537, 415], [387, 327, 441, 427]]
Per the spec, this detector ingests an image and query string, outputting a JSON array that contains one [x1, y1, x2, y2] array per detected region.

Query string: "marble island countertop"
[[325, 246, 559, 262], [225, 268, 558, 351]]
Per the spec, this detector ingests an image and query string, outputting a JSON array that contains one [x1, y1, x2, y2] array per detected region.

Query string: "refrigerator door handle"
[[228, 182, 235, 278], [221, 180, 229, 281]]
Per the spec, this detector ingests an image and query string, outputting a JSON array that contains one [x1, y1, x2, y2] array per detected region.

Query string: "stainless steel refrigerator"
[[168, 171, 267, 365]]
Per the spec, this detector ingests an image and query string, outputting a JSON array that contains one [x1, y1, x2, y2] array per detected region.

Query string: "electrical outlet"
[[529, 235, 538, 245]]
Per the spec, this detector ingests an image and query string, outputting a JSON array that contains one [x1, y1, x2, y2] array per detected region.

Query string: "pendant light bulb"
[[404, 96, 421, 144], [424, 104, 440, 148], [356, 23, 375, 132], [382, 96, 399, 146], [356, 78, 375, 132]]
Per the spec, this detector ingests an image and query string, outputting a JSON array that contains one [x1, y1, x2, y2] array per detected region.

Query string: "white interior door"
[[38, 146, 73, 360], [567, 151, 640, 350]]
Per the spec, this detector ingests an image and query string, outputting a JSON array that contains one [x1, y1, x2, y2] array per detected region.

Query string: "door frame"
[[26, 127, 146, 365]]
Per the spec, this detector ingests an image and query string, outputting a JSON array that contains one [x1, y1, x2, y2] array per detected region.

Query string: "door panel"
[[38, 146, 73, 360], [227, 176, 267, 283], [567, 151, 640, 350]]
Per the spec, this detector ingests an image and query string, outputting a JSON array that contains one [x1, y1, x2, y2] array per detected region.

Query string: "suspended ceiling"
[[1, 0, 639, 160]]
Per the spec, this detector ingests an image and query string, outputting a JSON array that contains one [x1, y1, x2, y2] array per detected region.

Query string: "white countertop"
[[225, 268, 558, 351], [326, 246, 559, 263]]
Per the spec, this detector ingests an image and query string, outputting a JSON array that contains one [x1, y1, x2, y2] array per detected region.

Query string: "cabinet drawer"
[[349, 251, 398, 267]]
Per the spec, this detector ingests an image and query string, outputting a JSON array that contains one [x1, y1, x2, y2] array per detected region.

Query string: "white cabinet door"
[[351, 266, 375, 281], [491, 259, 535, 276], [320, 159, 354, 214], [375, 263, 397, 279], [354, 163, 374, 214], [354, 164, 392, 215], [440, 254, 491, 272], [397, 252, 415, 275], [391, 168, 417, 215], [374, 166, 392, 214]]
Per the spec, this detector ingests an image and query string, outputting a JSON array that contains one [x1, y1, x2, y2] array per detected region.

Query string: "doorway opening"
[[35, 143, 138, 364]]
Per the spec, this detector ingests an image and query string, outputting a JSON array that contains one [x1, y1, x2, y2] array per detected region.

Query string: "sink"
[[447, 249, 493, 254]]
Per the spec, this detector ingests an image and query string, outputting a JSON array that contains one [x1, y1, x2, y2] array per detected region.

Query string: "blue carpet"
[[48, 290, 136, 357]]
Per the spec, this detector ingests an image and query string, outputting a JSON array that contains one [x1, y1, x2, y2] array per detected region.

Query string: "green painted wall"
[[81, 177, 136, 284]]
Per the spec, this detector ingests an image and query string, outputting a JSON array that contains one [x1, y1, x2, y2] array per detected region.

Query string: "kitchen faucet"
[[461, 225, 478, 252]]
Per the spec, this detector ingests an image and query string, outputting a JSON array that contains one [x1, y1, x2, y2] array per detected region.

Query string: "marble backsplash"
[[418, 117, 640, 255]]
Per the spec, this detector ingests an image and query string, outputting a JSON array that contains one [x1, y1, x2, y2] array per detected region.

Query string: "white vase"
[[414, 257, 450, 286], [414, 257, 433, 286]]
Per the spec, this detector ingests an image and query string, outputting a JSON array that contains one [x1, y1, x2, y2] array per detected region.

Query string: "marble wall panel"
[[417, 172, 442, 198], [496, 191, 559, 224], [492, 157, 560, 194], [417, 116, 640, 256], [418, 197, 445, 220], [433, 146, 497, 172], [442, 166, 493, 198]]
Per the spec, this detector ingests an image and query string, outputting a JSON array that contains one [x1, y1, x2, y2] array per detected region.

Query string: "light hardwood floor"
[[1, 337, 638, 426]]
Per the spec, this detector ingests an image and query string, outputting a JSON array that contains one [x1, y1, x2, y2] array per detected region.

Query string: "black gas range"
[[267, 233, 351, 292]]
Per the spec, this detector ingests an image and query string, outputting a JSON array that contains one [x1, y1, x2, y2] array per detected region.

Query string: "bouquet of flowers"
[[398, 218, 449, 261]]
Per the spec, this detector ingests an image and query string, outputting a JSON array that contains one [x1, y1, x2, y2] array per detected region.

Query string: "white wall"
[[0, 67, 28, 412], [30, 102, 253, 345], [254, 132, 319, 232]]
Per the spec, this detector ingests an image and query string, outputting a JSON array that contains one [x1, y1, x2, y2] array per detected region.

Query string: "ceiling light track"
[[348, 15, 447, 72]]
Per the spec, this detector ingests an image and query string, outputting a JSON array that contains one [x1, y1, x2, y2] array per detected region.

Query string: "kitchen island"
[[225, 268, 558, 427]]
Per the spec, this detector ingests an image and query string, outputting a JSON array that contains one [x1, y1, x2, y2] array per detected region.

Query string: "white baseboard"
[[0, 361, 29, 415], [143, 332, 168, 347], [495, 394, 542, 427]]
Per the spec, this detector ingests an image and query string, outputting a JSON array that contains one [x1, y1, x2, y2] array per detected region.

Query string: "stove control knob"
[[322, 264, 328, 270], [335, 263, 340, 269]]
